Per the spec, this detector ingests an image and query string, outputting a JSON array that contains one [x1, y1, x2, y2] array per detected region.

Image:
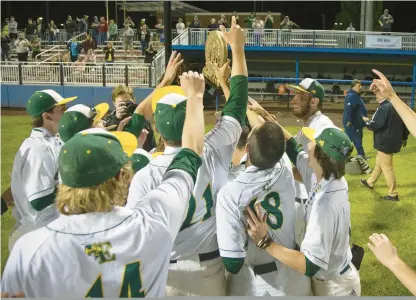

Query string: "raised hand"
[[179, 71, 205, 98], [219, 16, 246, 48], [370, 69, 396, 100], [215, 59, 231, 86], [162, 51, 184, 86]]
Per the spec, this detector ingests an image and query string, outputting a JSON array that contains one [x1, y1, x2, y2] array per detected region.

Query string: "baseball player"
[[126, 16, 248, 296], [216, 120, 311, 296], [8, 90, 77, 252], [1, 70, 207, 297], [288, 79, 335, 246], [246, 125, 361, 296]]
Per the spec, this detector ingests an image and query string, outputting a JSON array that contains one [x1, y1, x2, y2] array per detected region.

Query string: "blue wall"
[[1, 85, 154, 109]]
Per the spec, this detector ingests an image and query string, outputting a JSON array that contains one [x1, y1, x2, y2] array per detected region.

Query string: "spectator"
[[190, 16, 201, 28], [139, 24, 150, 55], [264, 11, 274, 30], [103, 41, 115, 63], [48, 20, 58, 42], [77, 15, 89, 34], [360, 86, 409, 201], [252, 16, 264, 45], [122, 23, 134, 56], [140, 18, 146, 29], [81, 33, 95, 53], [67, 37, 81, 62], [8, 16, 18, 41], [347, 22, 355, 31], [91, 16, 100, 46], [176, 18, 185, 35], [37, 17, 44, 39], [84, 48, 96, 65], [379, 9, 394, 32], [218, 14, 228, 28], [280, 15, 300, 30], [343, 79, 368, 159], [108, 19, 118, 41], [244, 12, 256, 29], [65, 15, 77, 40], [14, 33, 30, 61], [123, 16, 135, 28], [1, 32, 10, 61], [155, 18, 164, 43], [74, 56, 85, 73], [208, 18, 218, 31], [144, 42, 157, 63], [25, 18, 36, 42], [2, 18, 9, 37], [31, 35, 41, 60], [98, 16, 108, 45]]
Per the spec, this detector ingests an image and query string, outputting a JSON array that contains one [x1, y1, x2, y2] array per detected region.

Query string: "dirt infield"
[[2, 107, 344, 127]]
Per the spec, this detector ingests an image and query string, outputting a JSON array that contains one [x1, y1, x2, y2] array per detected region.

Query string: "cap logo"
[[311, 90, 316, 94], [319, 140, 324, 147]]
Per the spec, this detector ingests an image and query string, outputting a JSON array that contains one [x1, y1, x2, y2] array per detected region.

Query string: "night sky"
[[1, 1, 414, 33]]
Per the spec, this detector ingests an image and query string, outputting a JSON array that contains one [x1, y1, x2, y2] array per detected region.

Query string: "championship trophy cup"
[[202, 31, 229, 90]]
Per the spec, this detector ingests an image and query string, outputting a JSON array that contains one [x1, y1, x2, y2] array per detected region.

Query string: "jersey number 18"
[[250, 191, 283, 230]]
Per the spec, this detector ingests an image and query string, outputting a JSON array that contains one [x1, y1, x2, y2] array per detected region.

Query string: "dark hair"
[[247, 122, 285, 170], [351, 79, 361, 89], [314, 146, 346, 180], [32, 107, 55, 128], [237, 125, 251, 150]]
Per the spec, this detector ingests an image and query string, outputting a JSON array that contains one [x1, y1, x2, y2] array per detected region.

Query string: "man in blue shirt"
[[343, 79, 368, 159], [67, 37, 80, 62]]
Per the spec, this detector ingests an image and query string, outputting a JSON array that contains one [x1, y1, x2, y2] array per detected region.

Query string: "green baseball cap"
[[288, 78, 325, 102], [59, 128, 138, 188], [130, 148, 152, 174], [26, 90, 78, 118], [58, 103, 109, 142], [302, 126, 353, 162], [152, 86, 187, 142]]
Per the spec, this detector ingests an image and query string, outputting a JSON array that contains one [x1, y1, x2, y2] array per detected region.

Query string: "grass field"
[[1, 114, 415, 296]]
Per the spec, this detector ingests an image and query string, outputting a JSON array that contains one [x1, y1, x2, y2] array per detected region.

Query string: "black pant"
[[32, 51, 41, 60], [1, 50, 10, 61], [70, 55, 78, 62], [17, 52, 28, 61]]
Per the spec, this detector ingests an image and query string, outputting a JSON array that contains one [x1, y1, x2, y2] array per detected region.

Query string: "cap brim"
[[111, 131, 138, 157], [92, 103, 110, 126], [55, 96, 78, 106], [287, 85, 310, 95], [152, 86, 186, 113], [302, 127, 317, 142]]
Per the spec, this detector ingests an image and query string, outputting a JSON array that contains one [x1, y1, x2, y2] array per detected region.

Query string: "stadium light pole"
[[321, 14, 325, 30], [164, 1, 172, 67]]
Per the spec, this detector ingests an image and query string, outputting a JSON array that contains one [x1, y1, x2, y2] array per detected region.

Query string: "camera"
[[123, 101, 138, 116]]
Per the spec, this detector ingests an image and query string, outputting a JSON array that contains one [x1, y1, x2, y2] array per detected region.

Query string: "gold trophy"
[[202, 31, 229, 87]]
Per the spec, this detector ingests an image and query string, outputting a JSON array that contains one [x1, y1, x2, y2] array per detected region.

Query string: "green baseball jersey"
[[127, 75, 248, 260], [2, 149, 201, 297]]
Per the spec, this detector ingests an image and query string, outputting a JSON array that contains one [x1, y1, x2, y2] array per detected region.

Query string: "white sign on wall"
[[365, 35, 402, 49]]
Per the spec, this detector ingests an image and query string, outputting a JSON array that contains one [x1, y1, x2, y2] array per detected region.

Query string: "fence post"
[[148, 65, 152, 88], [188, 28, 191, 45], [313, 30, 315, 47], [125, 65, 129, 86], [18, 63, 23, 85], [60, 63, 64, 86], [103, 64, 106, 87]]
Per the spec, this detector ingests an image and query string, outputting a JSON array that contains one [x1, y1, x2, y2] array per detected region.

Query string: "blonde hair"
[[111, 85, 135, 103], [57, 165, 133, 215]]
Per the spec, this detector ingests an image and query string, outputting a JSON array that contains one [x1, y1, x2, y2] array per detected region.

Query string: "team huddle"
[[2, 17, 362, 297]]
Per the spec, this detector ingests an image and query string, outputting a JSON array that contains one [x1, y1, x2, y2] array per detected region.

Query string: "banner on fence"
[[365, 35, 402, 49]]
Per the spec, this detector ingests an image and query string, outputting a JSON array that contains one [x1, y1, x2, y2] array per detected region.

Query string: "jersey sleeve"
[[1, 239, 25, 295], [300, 199, 336, 270], [138, 148, 202, 239], [22, 145, 58, 211], [125, 165, 153, 209], [216, 186, 246, 273], [286, 137, 314, 193]]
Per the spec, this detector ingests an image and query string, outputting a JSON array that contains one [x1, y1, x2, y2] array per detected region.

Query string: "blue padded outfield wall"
[[1, 85, 154, 109]]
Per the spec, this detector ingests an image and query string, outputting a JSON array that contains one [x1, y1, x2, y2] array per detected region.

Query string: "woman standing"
[[31, 35, 41, 60], [244, 104, 361, 296], [252, 17, 264, 46], [139, 24, 150, 55], [14, 33, 30, 62], [48, 20, 57, 42]]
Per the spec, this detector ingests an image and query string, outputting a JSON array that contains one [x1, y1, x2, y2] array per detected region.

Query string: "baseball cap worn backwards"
[[152, 85, 187, 142], [59, 128, 138, 188], [302, 126, 353, 162], [58, 103, 109, 142], [26, 90, 78, 118], [289, 78, 325, 103]]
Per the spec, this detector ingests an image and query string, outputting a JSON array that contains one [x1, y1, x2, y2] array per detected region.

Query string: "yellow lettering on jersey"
[[85, 241, 116, 264], [119, 260, 146, 297], [85, 274, 104, 297]]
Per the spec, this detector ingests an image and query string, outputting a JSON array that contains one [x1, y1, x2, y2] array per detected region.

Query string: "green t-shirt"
[[265, 17, 273, 29], [246, 17, 255, 29]]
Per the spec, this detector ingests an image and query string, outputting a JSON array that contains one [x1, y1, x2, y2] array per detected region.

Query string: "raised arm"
[[371, 69, 416, 138], [215, 59, 231, 101]]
